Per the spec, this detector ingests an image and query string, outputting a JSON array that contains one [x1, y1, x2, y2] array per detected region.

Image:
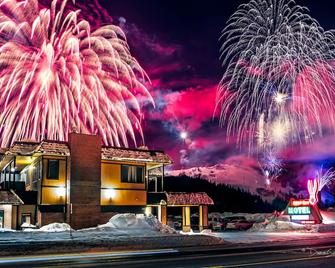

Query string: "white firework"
[[316, 167, 335, 192], [218, 0, 335, 150]]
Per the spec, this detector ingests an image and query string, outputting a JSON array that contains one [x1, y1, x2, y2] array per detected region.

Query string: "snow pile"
[[39, 223, 72, 232], [0, 228, 15, 232], [249, 220, 305, 232], [320, 211, 335, 224], [98, 214, 176, 234], [21, 223, 36, 228], [221, 212, 276, 223]]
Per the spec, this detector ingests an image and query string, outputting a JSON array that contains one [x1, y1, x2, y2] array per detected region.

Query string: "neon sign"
[[291, 200, 309, 206], [307, 179, 318, 205], [287, 206, 311, 215]]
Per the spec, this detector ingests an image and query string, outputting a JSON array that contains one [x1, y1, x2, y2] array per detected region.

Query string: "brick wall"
[[69, 133, 101, 229], [99, 212, 118, 225], [39, 212, 65, 226]]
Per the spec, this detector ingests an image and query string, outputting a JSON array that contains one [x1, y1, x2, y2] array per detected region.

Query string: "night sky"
[[77, 0, 335, 170]]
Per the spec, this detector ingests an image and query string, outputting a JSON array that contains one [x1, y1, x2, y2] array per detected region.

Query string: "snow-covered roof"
[[0, 190, 23, 205], [102, 147, 172, 164], [3, 140, 172, 164], [5, 141, 69, 156], [166, 192, 214, 205]]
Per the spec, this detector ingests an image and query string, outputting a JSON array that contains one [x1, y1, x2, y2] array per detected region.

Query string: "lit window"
[[121, 165, 144, 183], [47, 160, 59, 180]]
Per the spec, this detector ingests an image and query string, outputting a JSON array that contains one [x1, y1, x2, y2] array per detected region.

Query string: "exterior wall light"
[[55, 187, 66, 197], [145, 207, 152, 216], [107, 189, 116, 199]]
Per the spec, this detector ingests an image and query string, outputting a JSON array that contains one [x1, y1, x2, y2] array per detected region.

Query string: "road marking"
[[204, 254, 335, 268], [0, 249, 179, 264]]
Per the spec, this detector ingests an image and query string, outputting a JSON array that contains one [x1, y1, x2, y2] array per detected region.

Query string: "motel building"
[[0, 133, 213, 231]]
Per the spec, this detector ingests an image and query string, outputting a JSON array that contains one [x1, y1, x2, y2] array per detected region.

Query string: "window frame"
[[47, 159, 60, 180], [120, 164, 144, 184], [21, 213, 31, 225]]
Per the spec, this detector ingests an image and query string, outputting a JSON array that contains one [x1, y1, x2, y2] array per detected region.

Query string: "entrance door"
[[22, 213, 31, 225]]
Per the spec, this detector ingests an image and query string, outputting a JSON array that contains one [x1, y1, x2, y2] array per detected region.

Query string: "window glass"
[[22, 214, 31, 224], [47, 160, 59, 180], [121, 165, 144, 183]]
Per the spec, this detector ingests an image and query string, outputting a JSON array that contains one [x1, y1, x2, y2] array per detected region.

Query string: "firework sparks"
[[218, 0, 335, 150], [259, 149, 283, 183], [0, 0, 153, 147], [273, 92, 288, 105], [316, 167, 335, 192]]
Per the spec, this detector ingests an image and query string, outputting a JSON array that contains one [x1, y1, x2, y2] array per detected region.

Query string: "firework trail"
[[0, 0, 153, 147], [218, 0, 335, 151], [316, 167, 335, 192], [259, 148, 283, 183]]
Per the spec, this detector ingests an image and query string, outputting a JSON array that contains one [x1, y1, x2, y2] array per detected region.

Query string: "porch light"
[[55, 187, 66, 197], [106, 188, 116, 199], [145, 207, 152, 216]]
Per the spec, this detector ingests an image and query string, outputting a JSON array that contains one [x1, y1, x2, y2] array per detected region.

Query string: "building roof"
[[0, 190, 23, 205], [166, 192, 214, 206], [102, 147, 172, 164], [6, 141, 70, 156], [147, 192, 214, 206], [3, 140, 172, 165]]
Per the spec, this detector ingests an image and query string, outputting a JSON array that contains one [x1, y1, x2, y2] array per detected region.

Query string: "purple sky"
[[71, 0, 335, 170]]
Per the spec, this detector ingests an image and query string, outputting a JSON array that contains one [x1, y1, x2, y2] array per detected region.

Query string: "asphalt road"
[[2, 237, 335, 267]]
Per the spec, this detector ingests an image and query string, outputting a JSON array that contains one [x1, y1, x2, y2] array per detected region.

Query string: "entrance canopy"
[[148, 192, 213, 206], [0, 190, 23, 205]]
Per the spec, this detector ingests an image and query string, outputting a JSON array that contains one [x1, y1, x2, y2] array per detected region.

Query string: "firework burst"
[[0, 0, 153, 147], [316, 167, 335, 192], [259, 149, 283, 183], [218, 0, 335, 150]]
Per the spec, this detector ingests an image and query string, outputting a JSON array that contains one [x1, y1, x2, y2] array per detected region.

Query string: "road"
[[1, 236, 335, 267]]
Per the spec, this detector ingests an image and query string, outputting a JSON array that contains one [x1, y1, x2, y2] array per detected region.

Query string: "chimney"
[[68, 133, 101, 229]]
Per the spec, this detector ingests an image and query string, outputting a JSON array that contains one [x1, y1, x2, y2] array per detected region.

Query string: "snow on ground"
[[218, 212, 276, 223], [0, 214, 177, 245], [320, 210, 335, 224], [249, 220, 306, 232], [82, 213, 176, 235], [211, 231, 335, 244], [39, 223, 72, 232]]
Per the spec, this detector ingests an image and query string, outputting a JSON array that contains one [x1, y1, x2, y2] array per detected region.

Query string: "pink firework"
[[0, 0, 153, 147]]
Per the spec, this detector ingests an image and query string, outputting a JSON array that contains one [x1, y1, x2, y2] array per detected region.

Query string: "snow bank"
[[0, 228, 15, 232], [39, 223, 72, 232], [96, 214, 176, 234], [249, 220, 305, 232], [21, 223, 36, 228], [221, 212, 275, 223], [320, 211, 335, 224]]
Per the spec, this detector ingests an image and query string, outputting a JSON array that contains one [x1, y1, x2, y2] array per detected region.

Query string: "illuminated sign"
[[307, 179, 319, 205], [287, 206, 311, 215], [291, 200, 309, 206], [291, 215, 309, 220]]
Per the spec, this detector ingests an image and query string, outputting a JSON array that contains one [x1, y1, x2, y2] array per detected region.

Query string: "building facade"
[[0, 133, 213, 230]]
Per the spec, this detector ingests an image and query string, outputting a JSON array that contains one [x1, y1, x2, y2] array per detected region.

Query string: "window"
[[21, 213, 31, 225], [121, 165, 144, 183], [0, 210, 3, 228], [47, 159, 59, 180]]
